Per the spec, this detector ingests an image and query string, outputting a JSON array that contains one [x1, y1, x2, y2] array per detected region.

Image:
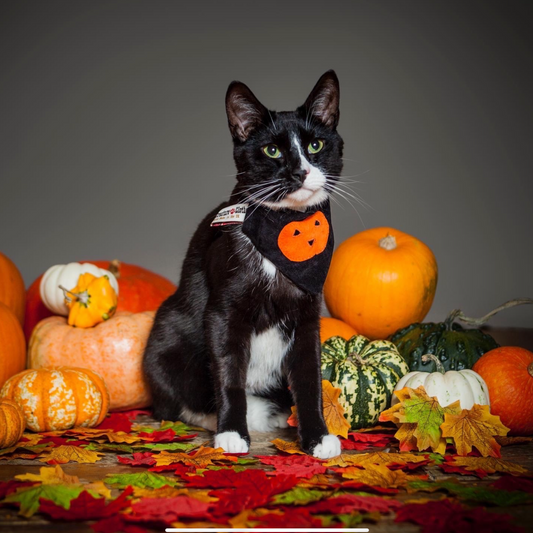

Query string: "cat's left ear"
[[226, 81, 268, 142], [301, 70, 340, 129]]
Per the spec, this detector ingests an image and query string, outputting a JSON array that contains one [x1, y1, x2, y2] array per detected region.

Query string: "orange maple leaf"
[[153, 446, 238, 468], [271, 438, 305, 455], [440, 404, 509, 458], [324, 451, 428, 469], [340, 463, 415, 488], [446, 455, 528, 476], [38, 445, 103, 464]]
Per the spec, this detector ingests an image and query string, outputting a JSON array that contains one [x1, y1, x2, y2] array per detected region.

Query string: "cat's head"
[[226, 70, 343, 210]]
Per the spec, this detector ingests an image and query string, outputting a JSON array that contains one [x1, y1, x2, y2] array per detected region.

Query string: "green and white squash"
[[321, 335, 410, 429], [392, 354, 490, 409]]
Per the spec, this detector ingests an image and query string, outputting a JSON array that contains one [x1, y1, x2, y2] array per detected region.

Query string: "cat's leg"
[[285, 319, 341, 459], [205, 309, 252, 453]]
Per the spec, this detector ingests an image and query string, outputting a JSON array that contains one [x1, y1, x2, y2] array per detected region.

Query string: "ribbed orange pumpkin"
[[1, 367, 109, 432], [28, 311, 154, 411], [0, 302, 26, 389], [320, 317, 357, 344], [473, 347, 533, 436], [0, 252, 25, 325], [324, 227, 438, 340], [0, 399, 25, 448]]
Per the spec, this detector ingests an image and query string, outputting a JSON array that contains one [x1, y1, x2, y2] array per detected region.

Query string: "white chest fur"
[[246, 326, 292, 394]]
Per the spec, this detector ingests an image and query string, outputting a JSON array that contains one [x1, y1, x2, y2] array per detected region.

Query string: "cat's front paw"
[[214, 431, 250, 453], [311, 434, 341, 459]]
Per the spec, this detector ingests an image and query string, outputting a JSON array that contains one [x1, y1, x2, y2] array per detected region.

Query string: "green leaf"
[[160, 420, 193, 435], [338, 513, 365, 527], [428, 453, 445, 465], [104, 472, 178, 489], [3, 484, 84, 517], [84, 442, 134, 453], [133, 442, 196, 452], [271, 487, 328, 506]]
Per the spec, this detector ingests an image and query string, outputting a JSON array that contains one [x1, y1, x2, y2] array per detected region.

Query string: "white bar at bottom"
[[165, 529, 369, 532]]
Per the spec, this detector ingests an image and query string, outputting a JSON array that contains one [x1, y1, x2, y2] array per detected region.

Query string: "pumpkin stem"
[[444, 298, 533, 330], [378, 234, 397, 251], [421, 353, 446, 374], [108, 260, 121, 279], [59, 285, 89, 306], [528, 362, 533, 379], [348, 352, 365, 366]]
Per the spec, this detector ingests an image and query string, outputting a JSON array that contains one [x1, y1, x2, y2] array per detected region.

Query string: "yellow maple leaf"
[[132, 486, 218, 503], [322, 380, 351, 439], [154, 446, 238, 468], [340, 463, 410, 488], [447, 456, 528, 476], [271, 438, 305, 455], [38, 445, 103, 464], [324, 451, 428, 468], [15, 465, 80, 485], [440, 404, 509, 457], [84, 480, 112, 499]]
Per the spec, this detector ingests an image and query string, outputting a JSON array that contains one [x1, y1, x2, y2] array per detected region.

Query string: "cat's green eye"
[[263, 144, 282, 159], [308, 139, 324, 154]]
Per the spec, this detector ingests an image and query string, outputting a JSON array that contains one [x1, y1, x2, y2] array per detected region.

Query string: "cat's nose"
[[292, 169, 308, 183]]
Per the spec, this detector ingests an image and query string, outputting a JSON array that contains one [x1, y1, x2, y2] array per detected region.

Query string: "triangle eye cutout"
[[293, 229, 301, 236], [315, 220, 320, 226]]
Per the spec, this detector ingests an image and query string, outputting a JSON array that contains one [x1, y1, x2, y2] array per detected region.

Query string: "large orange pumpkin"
[[324, 227, 438, 340], [24, 260, 176, 341], [1, 367, 109, 432], [0, 398, 25, 448], [0, 251, 25, 325], [0, 302, 26, 390], [473, 346, 533, 436], [28, 311, 154, 411], [320, 317, 357, 344]]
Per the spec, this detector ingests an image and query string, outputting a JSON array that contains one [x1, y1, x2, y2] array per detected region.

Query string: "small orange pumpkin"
[[1, 367, 109, 432], [473, 346, 533, 436], [28, 311, 154, 410], [0, 252, 25, 325], [324, 227, 438, 340], [320, 317, 357, 344], [0, 302, 26, 390], [278, 211, 330, 262], [0, 398, 25, 449]]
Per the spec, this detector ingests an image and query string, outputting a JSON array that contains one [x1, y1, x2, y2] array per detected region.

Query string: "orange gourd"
[[1, 367, 109, 432], [28, 311, 154, 411], [473, 346, 533, 436], [320, 317, 357, 344], [0, 399, 25, 448], [0, 302, 26, 389], [324, 227, 438, 340], [0, 252, 25, 325]]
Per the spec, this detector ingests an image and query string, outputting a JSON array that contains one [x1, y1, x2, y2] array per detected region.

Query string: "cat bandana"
[[211, 200, 334, 294]]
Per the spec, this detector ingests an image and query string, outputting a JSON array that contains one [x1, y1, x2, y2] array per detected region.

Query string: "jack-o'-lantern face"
[[277, 211, 330, 262]]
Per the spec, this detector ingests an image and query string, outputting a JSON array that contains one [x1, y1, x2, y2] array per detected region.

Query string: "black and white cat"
[[142, 71, 344, 459]]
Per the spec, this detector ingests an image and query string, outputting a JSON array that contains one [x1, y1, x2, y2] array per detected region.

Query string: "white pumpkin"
[[392, 354, 490, 410], [40, 262, 119, 315]]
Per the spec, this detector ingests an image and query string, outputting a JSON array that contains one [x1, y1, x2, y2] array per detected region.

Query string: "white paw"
[[214, 431, 249, 453], [312, 434, 341, 459]]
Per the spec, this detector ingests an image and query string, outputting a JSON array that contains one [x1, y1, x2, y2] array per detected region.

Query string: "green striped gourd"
[[321, 335, 410, 429]]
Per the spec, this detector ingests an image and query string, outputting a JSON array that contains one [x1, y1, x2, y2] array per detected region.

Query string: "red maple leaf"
[[253, 507, 324, 527], [91, 515, 148, 533], [37, 437, 89, 447], [0, 480, 36, 499], [395, 499, 524, 533], [491, 476, 533, 493], [305, 493, 401, 514], [337, 480, 399, 495], [118, 452, 156, 467], [40, 486, 133, 520], [126, 495, 212, 524], [138, 428, 176, 442], [253, 454, 326, 478], [440, 455, 488, 479], [95, 413, 134, 433]]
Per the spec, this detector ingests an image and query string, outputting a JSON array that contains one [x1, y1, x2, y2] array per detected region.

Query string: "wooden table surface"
[[1, 327, 532, 532]]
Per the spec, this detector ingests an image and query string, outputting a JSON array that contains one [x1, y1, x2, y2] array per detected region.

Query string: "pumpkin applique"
[[277, 211, 330, 262]]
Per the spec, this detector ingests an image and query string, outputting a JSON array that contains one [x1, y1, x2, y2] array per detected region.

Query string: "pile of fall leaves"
[[1, 381, 532, 533]]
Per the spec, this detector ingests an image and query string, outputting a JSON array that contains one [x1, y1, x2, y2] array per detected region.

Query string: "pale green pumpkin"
[[321, 335, 409, 429]]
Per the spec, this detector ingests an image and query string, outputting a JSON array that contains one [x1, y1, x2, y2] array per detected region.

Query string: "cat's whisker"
[[326, 182, 373, 211]]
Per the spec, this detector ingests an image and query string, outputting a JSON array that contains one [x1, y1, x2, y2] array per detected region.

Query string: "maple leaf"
[[94, 412, 133, 433], [117, 452, 156, 466], [337, 480, 399, 495], [339, 463, 414, 488], [0, 480, 37, 500], [491, 476, 533, 493], [91, 514, 149, 533], [271, 438, 305, 454], [446, 456, 528, 476], [304, 492, 402, 514], [253, 507, 324, 528], [321, 380, 351, 438], [395, 499, 525, 533], [153, 446, 238, 467], [440, 404, 509, 457], [39, 486, 133, 520], [15, 465, 80, 486], [271, 486, 329, 505], [324, 451, 428, 469], [39, 445, 104, 464], [134, 441, 196, 452], [2, 483, 84, 517], [255, 454, 326, 478], [105, 471, 178, 489], [127, 495, 212, 524], [381, 386, 462, 454]]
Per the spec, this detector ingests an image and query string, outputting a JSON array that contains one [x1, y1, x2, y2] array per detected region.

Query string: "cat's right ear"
[[226, 81, 268, 142]]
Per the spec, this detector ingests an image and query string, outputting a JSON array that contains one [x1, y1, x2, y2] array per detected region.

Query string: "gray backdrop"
[[1, 1, 532, 327]]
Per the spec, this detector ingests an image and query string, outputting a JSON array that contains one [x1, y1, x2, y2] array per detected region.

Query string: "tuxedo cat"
[[143, 71, 344, 459]]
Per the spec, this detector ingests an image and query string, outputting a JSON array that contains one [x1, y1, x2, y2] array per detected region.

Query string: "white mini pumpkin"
[[40, 262, 119, 315], [392, 354, 490, 410]]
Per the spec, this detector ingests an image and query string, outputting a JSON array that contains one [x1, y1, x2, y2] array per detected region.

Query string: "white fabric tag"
[[210, 203, 248, 226]]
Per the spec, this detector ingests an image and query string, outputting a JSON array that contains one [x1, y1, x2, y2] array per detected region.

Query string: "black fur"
[[142, 71, 343, 455]]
